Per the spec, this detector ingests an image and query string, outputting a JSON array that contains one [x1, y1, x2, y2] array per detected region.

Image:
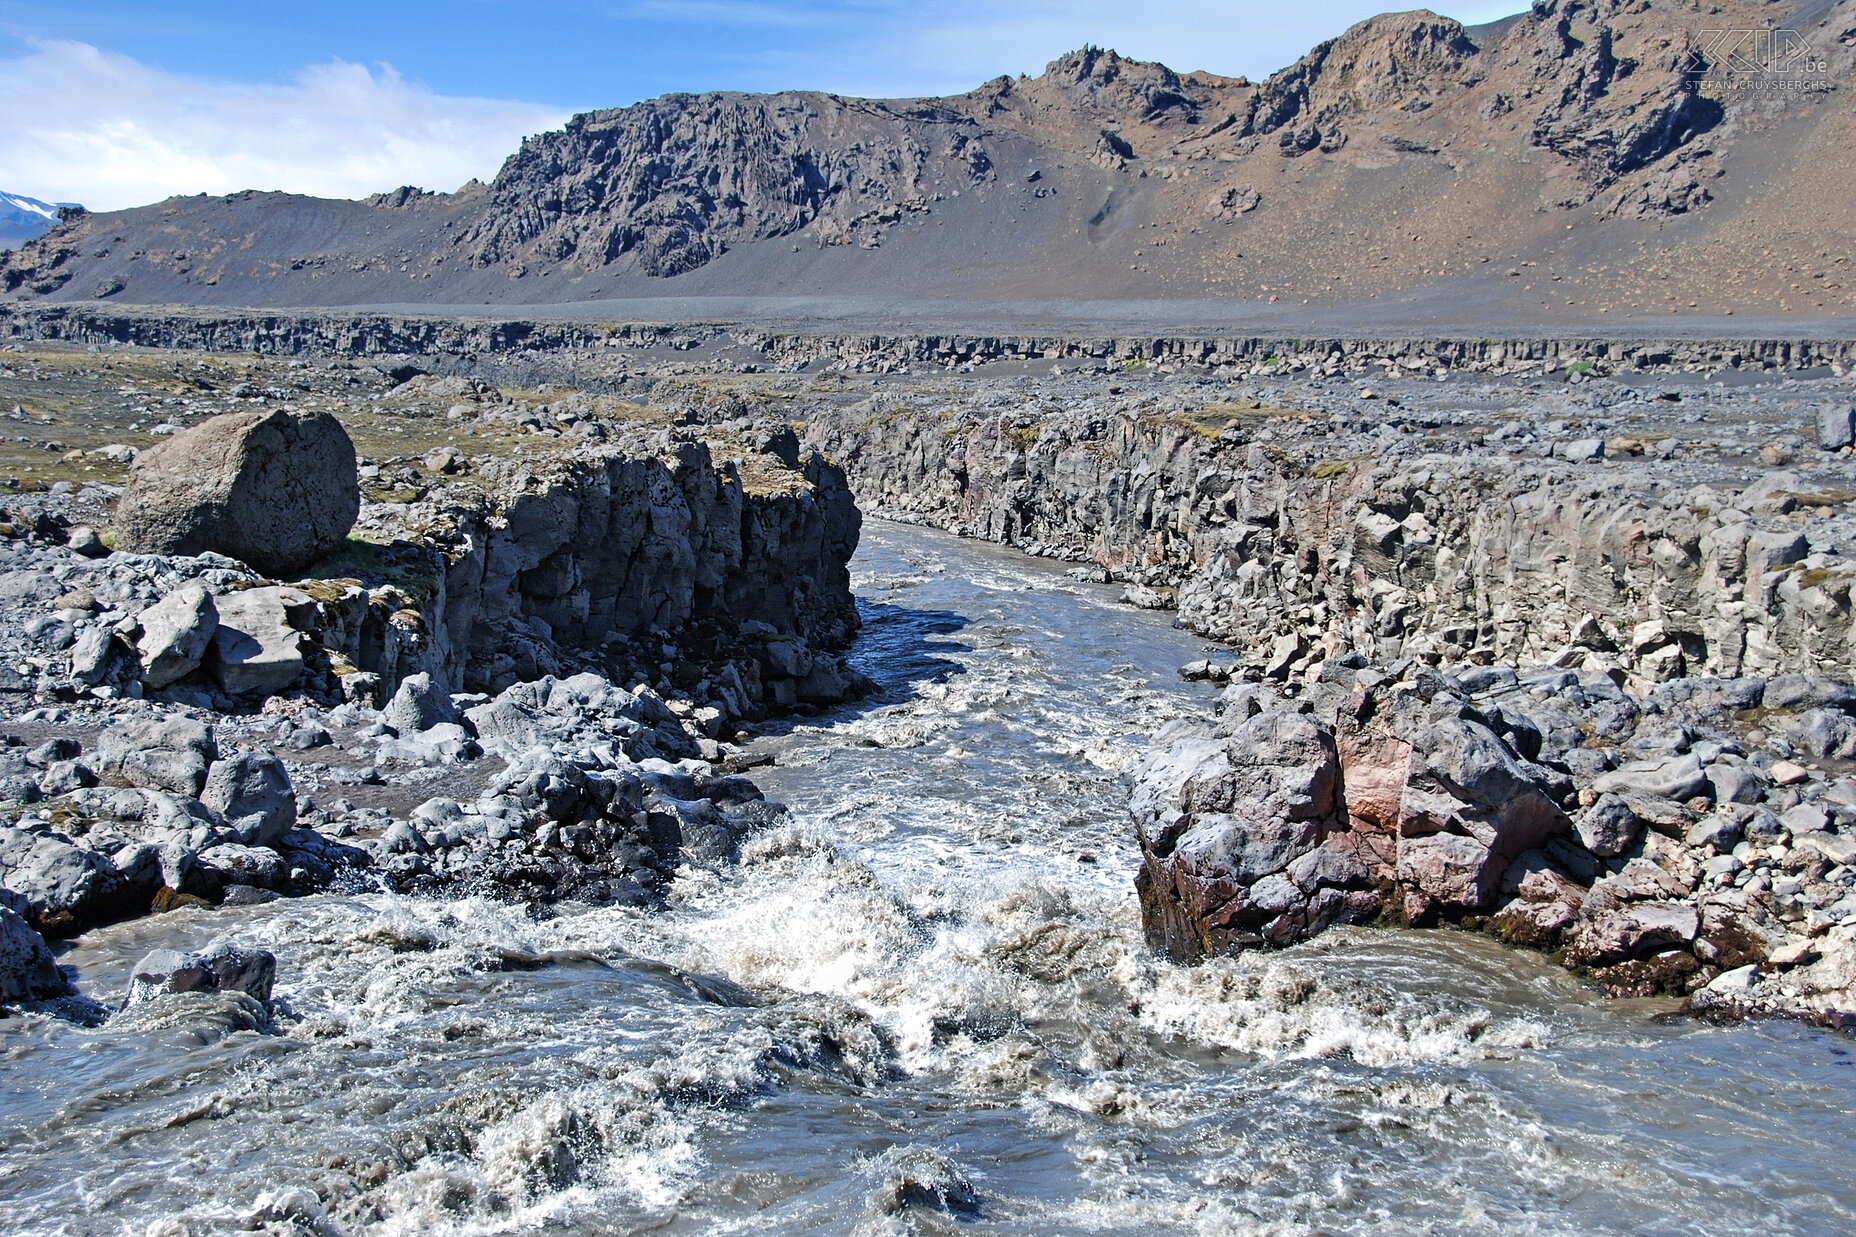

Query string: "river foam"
[[5, 520, 1856, 1236]]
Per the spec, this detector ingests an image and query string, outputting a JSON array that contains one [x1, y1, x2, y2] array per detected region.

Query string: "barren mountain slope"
[[3, 0, 1851, 325]]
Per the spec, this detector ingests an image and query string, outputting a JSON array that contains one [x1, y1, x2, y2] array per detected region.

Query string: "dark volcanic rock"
[[126, 941, 276, 1006], [1135, 673, 1572, 959], [115, 409, 360, 576], [0, 901, 72, 1002], [1134, 710, 1346, 956]]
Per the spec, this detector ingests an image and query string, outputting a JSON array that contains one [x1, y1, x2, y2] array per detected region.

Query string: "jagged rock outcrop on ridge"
[[2, 0, 1849, 319]]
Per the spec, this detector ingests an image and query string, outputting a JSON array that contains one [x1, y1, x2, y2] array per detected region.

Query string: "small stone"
[[150, 886, 212, 914], [1768, 938, 1818, 969], [1770, 760, 1810, 786], [1797, 831, 1856, 866], [1703, 964, 1760, 995], [1780, 803, 1829, 836], [1575, 794, 1643, 858], [1816, 404, 1856, 451], [1685, 814, 1742, 850], [1705, 762, 1764, 806], [25, 737, 79, 767], [65, 525, 108, 557], [1558, 437, 1605, 463], [381, 672, 458, 736], [1702, 853, 1744, 881]]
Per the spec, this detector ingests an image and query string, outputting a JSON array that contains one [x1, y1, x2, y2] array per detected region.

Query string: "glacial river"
[[5, 520, 1856, 1235]]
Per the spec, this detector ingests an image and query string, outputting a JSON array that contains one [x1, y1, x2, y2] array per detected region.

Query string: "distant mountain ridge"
[[3, 0, 1853, 327], [0, 192, 76, 253]]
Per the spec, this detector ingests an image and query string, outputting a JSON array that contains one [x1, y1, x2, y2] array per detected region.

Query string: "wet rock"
[[0, 901, 71, 1002], [199, 751, 296, 846], [114, 408, 360, 576], [221, 884, 279, 907], [1565, 901, 1700, 968], [125, 941, 276, 1006], [95, 716, 218, 797], [132, 583, 219, 688]]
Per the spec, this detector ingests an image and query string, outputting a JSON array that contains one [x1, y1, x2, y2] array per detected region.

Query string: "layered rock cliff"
[[801, 387, 1856, 684]]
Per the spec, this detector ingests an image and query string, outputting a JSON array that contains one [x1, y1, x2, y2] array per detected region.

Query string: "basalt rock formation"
[[2, 0, 1851, 323], [1133, 653, 1856, 1018], [801, 385, 1856, 685], [403, 424, 864, 709], [0, 392, 864, 964]]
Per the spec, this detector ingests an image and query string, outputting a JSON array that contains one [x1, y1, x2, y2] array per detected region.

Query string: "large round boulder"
[[115, 409, 359, 576]]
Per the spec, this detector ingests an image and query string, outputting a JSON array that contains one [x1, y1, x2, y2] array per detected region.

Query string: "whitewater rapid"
[[4, 520, 1855, 1235]]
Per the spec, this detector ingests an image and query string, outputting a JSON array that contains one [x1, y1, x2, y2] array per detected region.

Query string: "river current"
[[4, 519, 1855, 1235]]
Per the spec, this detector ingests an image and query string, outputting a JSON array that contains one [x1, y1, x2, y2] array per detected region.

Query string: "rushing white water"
[[5, 520, 1856, 1236]]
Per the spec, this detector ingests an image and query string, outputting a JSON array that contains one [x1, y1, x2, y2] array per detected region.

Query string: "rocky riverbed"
[[0, 349, 868, 1024], [6, 518, 1856, 1235], [4, 329, 1856, 1230]]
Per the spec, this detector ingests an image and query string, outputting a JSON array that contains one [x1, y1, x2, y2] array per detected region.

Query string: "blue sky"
[[1, 1, 1524, 210]]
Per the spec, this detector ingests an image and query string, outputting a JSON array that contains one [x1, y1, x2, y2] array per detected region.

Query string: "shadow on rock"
[[749, 598, 973, 742]]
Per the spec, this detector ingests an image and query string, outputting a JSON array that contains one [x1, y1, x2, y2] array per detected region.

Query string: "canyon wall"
[[803, 401, 1856, 684]]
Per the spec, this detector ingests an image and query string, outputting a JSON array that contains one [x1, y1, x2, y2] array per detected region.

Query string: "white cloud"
[[0, 40, 570, 212]]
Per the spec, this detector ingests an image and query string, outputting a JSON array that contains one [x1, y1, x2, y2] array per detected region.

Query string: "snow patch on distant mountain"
[[0, 192, 77, 251]]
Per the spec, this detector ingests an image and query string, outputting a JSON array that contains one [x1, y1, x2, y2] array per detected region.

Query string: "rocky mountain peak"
[[2, 0, 1849, 320], [1033, 45, 1203, 120]]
